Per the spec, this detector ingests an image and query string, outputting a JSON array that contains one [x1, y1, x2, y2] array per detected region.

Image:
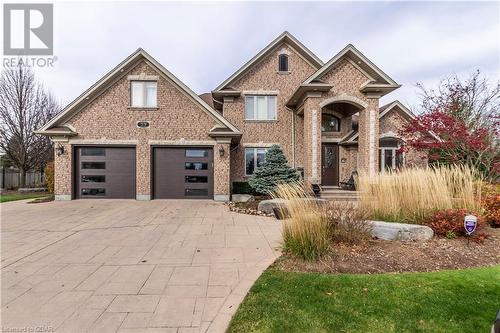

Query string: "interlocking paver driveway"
[[1, 199, 282, 332]]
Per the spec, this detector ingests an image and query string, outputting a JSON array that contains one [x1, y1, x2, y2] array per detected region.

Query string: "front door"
[[321, 143, 339, 186]]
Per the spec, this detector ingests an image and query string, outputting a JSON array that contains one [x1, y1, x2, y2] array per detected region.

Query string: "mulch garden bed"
[[274, 226, 500, 274]]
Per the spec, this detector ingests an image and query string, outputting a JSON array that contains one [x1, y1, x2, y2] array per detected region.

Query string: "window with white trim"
[[131, 81, 157, 107], [245, 95, 277, 120], [245, 148, 268, 175], [379, 138, 405, 171]]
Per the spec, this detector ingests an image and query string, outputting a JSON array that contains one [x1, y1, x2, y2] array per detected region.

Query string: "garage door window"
[[81, 175, 105, 183], [81, 148, 105, 156], [185, 188, 208, 196], [81, 162, 105, 169], [186, 149, 208, 158], [185, 162, 208, 170], [185, 176, 208, 183], [81, 188, 106, 196]]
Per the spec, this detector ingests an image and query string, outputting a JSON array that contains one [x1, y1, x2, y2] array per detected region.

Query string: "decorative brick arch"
[[319, 94, 368, 109]]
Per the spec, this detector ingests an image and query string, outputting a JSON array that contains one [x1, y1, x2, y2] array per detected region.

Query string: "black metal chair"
[[339, 171, 358, 191]]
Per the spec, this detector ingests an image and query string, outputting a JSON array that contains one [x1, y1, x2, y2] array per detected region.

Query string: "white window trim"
[[379, 147, 405, 171], [244, 95, 278, 121], [244, 147, 269, 176], [130, 81, 157, 108]]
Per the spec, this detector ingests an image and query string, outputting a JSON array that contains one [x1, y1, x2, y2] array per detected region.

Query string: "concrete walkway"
[[1, 199, 282, 332]]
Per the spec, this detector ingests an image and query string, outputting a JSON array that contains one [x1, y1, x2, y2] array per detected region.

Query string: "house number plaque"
[[137, 121, 150, 128]]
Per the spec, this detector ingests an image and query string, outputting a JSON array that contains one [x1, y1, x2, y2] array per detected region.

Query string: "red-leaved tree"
[[401, 71, 499, 180]]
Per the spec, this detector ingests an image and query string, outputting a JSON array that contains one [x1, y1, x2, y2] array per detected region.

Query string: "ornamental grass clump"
[[357, 165, 483, 224], [272, 183, 331, 261]]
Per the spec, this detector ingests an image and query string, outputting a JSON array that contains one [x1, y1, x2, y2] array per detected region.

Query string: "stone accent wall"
[[222, 43, 317, 182], [53, 60, 227, 200]]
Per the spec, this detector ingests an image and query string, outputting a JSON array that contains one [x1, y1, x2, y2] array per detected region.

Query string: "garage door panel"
[[154, 147, 213, 199], [75, 147, 136, 199]]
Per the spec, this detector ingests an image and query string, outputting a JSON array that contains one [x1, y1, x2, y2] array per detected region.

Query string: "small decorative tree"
[[249, 144, 299, 194]]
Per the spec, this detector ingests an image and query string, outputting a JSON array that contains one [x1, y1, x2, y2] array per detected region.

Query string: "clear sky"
[[30, 1, 500, 112]]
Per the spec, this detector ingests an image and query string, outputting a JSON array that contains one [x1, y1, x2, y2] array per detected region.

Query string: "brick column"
[[357, 98, 379, 175], [136, 140, 151, 200], [303, 99, 322, 185], [214, 139, 231, 201], [53, 140, 72, 200]]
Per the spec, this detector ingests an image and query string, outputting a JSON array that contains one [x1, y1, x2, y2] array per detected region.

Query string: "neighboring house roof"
[[214, 31, 324, 92], [303, 44, 400, 95], [37, 48, 241, 136]]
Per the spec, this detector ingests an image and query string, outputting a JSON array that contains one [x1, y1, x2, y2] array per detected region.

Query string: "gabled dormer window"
[[131, 81, 157, 108], [278, 54, 289, 72]]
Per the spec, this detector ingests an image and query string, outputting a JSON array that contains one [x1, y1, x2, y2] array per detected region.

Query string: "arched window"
[[278, 54, 288, 72], [321, 114, 340, 132]]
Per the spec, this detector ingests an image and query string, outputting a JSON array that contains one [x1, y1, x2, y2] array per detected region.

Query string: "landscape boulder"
[[232, 194, 255, 203], [258, 198, 328, 215], [369, 220, 434, 241]]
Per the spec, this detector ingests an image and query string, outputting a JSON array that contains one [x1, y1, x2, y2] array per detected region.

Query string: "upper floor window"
[[278, 54, 289, 72], [321, 114, 340, 132], [131, 81, 157, 108], [245, 95, 277, 120]]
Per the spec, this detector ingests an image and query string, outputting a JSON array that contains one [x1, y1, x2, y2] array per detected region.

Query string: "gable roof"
[[303, 44, 400, 95], [214, 31, 324, 92], [37, 48, 240, 135], [379, 100, 416, 119], [341, 100, 441, 143]]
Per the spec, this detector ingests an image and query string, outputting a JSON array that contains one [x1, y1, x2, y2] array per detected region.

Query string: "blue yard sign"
[[464, 215, 477, 235]]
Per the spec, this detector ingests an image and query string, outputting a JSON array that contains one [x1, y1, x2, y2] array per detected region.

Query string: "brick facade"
[[222, 43, 317, 182], [44, 33, 429, 201], [53, 60, 231, 200]]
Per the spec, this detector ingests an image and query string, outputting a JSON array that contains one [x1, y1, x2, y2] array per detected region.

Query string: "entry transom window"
[[321, 114, 340, 132], [278, 54, 289, 72], [245, 95, 277, 120], [131, 81, 157, 107], [245, 148, 268, 175]]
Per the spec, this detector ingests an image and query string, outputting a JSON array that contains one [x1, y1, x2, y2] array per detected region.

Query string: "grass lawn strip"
[[228, 265, 500, 333], [0, 193, 49, 203]]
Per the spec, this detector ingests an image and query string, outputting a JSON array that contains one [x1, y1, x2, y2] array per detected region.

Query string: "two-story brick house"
[[37, 31, 428, 201]]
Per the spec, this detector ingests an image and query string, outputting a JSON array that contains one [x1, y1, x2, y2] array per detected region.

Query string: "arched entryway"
[[320, 100, 363, 186]]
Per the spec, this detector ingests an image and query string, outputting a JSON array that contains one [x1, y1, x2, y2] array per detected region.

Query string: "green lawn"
[[0, 192, 49, 203], [228, 266, 500, 333]]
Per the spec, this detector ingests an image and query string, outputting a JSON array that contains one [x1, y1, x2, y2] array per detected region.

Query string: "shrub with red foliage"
[[424, 208, 486, 238], [482, 186, 500, 227]]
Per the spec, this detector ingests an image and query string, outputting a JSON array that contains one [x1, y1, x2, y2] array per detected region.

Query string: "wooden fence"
[[0, 168, 45, 189]]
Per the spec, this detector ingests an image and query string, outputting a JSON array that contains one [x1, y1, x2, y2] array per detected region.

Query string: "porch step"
[[320, 188, 359, 201]]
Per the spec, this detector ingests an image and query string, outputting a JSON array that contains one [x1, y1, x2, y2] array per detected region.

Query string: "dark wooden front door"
[[321, 143, 339, 186]]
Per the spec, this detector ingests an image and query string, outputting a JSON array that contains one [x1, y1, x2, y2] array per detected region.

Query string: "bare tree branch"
[[0, 65, 60, 187]]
